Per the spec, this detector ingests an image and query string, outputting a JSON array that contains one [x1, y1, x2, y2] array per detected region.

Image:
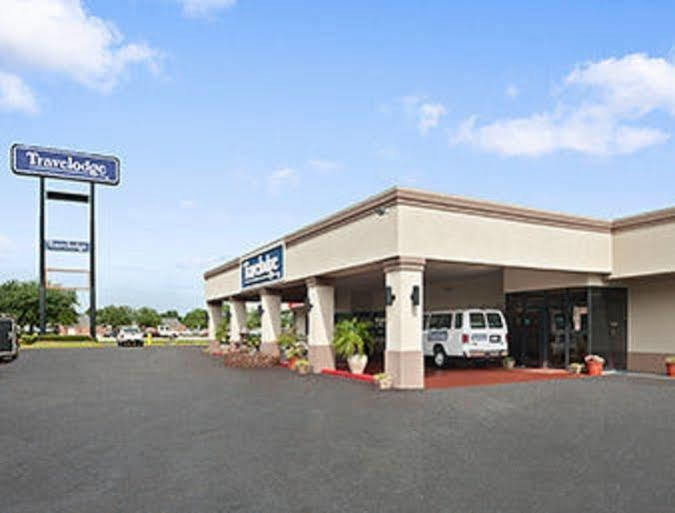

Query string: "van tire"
[[433, 346, 448, 368]]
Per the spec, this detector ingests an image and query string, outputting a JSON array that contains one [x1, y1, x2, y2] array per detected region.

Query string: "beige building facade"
[[204, 187, 675, 387]]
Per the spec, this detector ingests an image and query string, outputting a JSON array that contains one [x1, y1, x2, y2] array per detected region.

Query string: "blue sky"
[[1, 1, 675, 312]]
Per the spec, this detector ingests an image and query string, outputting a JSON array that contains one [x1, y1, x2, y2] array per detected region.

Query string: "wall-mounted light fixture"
[[375, 206, 387, 216], [306, 301, 313, 312], [385, 286, 396, 306], [410, 285, 420, 306], [224, 309, 231, 322], [257, 304, 264, 317]]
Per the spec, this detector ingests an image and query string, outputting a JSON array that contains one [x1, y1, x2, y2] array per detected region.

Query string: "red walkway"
[[425, 367, 585, 389]]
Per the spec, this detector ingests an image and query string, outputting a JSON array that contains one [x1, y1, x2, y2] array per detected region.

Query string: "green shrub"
[[36, 334, 95, 342], [333, 318, 374, 358], [20, 334, 39, 345]]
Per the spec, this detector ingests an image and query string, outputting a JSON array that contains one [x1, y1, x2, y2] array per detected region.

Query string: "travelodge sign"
[[241, 244, 284, 288]]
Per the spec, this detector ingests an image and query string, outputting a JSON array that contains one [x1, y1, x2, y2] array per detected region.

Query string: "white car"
[[117, 326, 145, 347], [0, 316, 19, 362], [423, 309, 509, 368], [158, 325, 178, 338]]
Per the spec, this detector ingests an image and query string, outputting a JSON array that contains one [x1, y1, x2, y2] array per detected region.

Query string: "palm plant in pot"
[[332, 318, 374, 374], [277, 330, 298, 363]]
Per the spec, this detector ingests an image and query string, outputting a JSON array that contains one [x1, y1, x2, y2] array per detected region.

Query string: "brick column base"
[[260, 342, 280, 358]]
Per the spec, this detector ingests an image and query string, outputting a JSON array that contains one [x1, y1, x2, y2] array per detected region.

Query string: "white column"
[[293, 307, 307, 338], [307, 277, 335, 372], [229, 299, 247, 343], [207, 301, 223, 352], [384, 258, 425, 389], [260, 289, 281, 357]]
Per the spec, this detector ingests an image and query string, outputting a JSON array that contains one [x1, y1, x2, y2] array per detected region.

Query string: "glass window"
[[429, 314, 452, 329], [454, 312, 463, 329], [486, 313, 503, 328], [470, 313, 486, 329]]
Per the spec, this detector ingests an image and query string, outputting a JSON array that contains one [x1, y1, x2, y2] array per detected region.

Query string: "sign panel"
[[10, 143, 120, 185], [241, 244, 284, 288], [46, 240, 90, 253]]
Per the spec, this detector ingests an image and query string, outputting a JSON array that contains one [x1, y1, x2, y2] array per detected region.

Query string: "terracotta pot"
[[288, 357, 298, 371], [666, 362, 675, 377], [586, 360, 604, 376]]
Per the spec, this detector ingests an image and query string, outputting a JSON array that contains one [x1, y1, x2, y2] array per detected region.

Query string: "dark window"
[[486, 313, 503, 328], [454, 312, 463, 329], [470, 313, 486, 329], [430, 314, 452, 330]]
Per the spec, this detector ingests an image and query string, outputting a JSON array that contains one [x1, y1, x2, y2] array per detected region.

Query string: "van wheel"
[[433, 346, 448, 368]]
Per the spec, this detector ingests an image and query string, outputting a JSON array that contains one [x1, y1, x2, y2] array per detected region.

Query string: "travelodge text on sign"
[[241, 244, 284, 288]]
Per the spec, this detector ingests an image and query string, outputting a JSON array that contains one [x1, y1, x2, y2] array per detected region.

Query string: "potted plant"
[[277, 330, 298, 362], [332, 318, 374, 374], [568, 362, 584, 374], [373, 372, 393, 390], [295, 359, 311, 375], [584, 354, 605, 376], [502, 356, 516, 370], [665, 356, 675, 377], [285, 342, 307, 370]]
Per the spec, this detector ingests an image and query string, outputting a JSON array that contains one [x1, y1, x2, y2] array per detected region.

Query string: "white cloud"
[[180, 0, 237, 17], [0, 234, 16, 253], [267, 167, 299, 194], [505, 84, 519, 98], [386, 95, 447, 135], [0, 0, 160, 92], [452, 53, 675, 157], [0, 71, 38, 114], [308, 159, 341, 172], [418, 102, 447, 135]]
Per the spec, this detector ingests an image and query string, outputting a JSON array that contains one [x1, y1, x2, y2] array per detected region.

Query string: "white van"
[[423, 309, 509, 368]]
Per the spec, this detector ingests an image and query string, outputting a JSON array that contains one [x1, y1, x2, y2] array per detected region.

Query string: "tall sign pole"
[[89, 183, 96, 340], [10, 144, 120, 339], [39, 177, 46, 335]]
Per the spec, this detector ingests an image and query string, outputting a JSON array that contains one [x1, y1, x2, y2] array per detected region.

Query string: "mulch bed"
[[223, 349, 279, 369]]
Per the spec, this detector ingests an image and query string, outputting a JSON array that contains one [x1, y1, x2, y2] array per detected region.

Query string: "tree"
[[247, 308, 261, 330], [183, 308, 208, 330], [160, 310, 180, 319], [0, 280, 78, 332], [97, 305, 135, 330], [135, 307, 161, 329]]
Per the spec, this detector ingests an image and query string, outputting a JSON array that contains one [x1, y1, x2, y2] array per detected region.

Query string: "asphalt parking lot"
[[1, 348, 674, 513]]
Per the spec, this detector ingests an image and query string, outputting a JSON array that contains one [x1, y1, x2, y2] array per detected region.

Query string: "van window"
[[486, 313, 503, 328], [429, 314, 452, 329], [469, 313, 486, 329], [454, 312, 463, 329]]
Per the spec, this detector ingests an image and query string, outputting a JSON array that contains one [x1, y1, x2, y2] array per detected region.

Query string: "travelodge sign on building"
[[241, 244, 284, 288]]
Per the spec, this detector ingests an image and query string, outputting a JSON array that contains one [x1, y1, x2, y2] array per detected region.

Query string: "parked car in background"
[[117, 326, 145, 347], [0, 315, 19, 362], [423, 309, 509, 368], [158, 325, 178, 338]]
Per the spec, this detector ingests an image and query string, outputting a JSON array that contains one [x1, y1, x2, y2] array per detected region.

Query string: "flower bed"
[[223, 349, 279, 368]]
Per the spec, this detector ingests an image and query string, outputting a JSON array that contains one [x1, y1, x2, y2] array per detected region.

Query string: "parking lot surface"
[[2, 348, 674, 513]]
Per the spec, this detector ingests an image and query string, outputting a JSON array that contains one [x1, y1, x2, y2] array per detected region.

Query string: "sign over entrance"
[[241, 244, 284, 288], [10, 144, 120, 186], [46, 240, 90, 253]]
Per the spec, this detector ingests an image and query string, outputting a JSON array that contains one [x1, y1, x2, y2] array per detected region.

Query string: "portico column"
[[384, 257, 425, 389], [260, 290, 281, 357], [207, 300, 223, 352], [293, 307, 307, 338], [306, 277, 335, 372], [229, 298, 247, 344]]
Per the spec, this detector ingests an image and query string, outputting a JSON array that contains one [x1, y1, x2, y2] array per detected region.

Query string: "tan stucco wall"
[[284, 206, 398, 281], [613, 221, 675, 278], [426, 271, 504, 310], [627, 275, 675, 354], [205, 266, 239, 302], [397, 205, 612, 273], [503, 268, 607, 293]]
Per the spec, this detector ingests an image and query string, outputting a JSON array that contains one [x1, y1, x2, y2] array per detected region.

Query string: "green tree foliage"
[[0, 280, 78, 332], [247, 308, 261, 330], [160, 309, 180, 319], [135, 307, 162, 328], [183, 308, 208, 330], [281, 310, 293, 330], [96, 305, 135, 330]]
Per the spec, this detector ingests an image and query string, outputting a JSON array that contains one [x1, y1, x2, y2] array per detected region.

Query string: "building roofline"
[[204, 186, 673, 280]]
